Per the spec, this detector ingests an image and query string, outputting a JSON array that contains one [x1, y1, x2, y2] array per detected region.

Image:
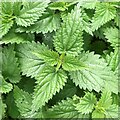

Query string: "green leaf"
[[32, 66, 67, 112], [48, 2, 67, 11], [0, 27, 34, 44], [0, 74, 13, 94], [75, 92, 97, 114], [97, 90, 112, 109], [0, 17, 14, 38], [32, 49, 59, 66], [105, 48, 119, 71], [16, 11, 61, 34], [2, 45, 21, 83], [16, 41, 48, 78], [62, 55, 86, 71], [92, 109, 105, 118], [15, 0, 50, 27], [13, 86, 32, 117], [0, 98, 7, 120], [1, 1, 13, 15], [6, 92, 20, 118], [105, 104, 118, 118], [54, 4, 83, 55], [45, 97, 89, 118], [91, 3, 116, 31], [104, 27, 120, 48], [70, 52, 118, 94]]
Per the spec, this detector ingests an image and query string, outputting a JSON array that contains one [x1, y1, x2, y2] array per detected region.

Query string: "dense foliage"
[[0, 0, 120, 119]]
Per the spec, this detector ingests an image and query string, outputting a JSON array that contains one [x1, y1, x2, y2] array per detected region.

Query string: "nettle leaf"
[[54, 4, 83, 55], [105, 48, 119, 71], [62, 55, 86, 71], [16, 41, 48, 78], [16, 11, 61, 34], [105, 104, 118, 118], [32, 49, 59, 66], [15, 0, 50, 27], [0, 98, 7, 120], [97, 90, 112, 109], [45, 97, 89, 118], [92, 109, 105, 118], [32, 66, 67, 112], [13, 86, 32, 117], [104, 27, 120, 48], [0, 27, 34, 44], [70, 52, 118, 94], [0, 18, 14, 38], [75, 92, 97, 114], [2, 45, 21, 83], [0, 73, 13, 94], [91, 3, 116, 31]]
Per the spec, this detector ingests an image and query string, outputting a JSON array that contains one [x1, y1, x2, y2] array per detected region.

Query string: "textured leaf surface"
[[32, 66, 67, 111], [14, 86, 32, 117], [0, 27, 34, 44], [62, 55, 86, 71], [0, 74, 13, 94], [97, 90, 112, 109], [16, 11, 60, 34], [0, 98, 6, 120], [91, 3, 116, 31], [70, 52, 118, 93], [104, 27, 119, 48], [75, 92, 97, 114], [46, 97, 89, 118], [33, 50, 59, 66], [2, 45, 21, 83], [15, 0, 50, 27], [16, 42, 48, 78], [54, 4, 83, 55]]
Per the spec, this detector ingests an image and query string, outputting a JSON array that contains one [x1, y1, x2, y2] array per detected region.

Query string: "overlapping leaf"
[[45, 97, 89, 118], [2, 45, 21, 83], [70, 52, 118, 94], [15, 0, 50, 27], [16, 41, 48, 78], [75, 92, 97, 114], [91, 3, 116, 31], [16, 11, 61, 34], [32, 66, 67, 111], [54, 4, 83, 55]]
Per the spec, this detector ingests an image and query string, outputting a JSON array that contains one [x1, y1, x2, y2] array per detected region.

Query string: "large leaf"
[[16, 11, 61, 34], [104, 27, 120, 48], [75, 92, 97, 114], [15, 0, 50, 27], [2, 45, 21, 83], [45, 97, 89, 118], [32, 66, 67, 112], [16, 41, 48, 78], [0, 27, 34, 44], [13, 86, 32, 117], [70, 52, 118, 94], [91, 3, 116, 31], [54, 4, 83, 55]]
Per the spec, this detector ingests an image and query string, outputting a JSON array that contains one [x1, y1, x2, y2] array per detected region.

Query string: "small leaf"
[[92, 109, 105, 118], [62, 55, 86, 71], [75, 92, 97, 114], [0, 74, 13, 94], [2, 45, 21, 83]]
